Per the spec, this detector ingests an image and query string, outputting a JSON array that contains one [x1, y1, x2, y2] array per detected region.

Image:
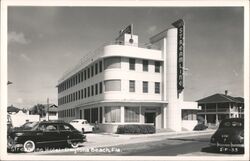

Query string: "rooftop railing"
[[58, 41, 160, 83]]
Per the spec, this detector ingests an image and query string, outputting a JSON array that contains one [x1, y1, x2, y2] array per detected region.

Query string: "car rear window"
[[220, 120, 243, 128]]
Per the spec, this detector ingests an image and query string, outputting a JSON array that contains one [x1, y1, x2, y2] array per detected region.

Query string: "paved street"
[[21, 132, 244, 156]]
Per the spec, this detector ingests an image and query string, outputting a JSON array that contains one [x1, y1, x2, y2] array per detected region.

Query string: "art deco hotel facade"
[[57, 20, 199, 132]]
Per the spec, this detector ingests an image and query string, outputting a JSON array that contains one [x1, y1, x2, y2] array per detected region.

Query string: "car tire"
[[82, 128, 85, 133], [70, 141, 80, 148], [23, 140, 35, 153]]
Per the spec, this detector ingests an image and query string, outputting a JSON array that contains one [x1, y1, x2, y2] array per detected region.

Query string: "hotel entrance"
[[145, 112, 156, 126]]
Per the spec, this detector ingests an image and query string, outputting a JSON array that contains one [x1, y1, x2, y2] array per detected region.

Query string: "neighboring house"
[[41, 104, 58, 121], [197, 91, 244, 127], [57, 21, 199, 133]]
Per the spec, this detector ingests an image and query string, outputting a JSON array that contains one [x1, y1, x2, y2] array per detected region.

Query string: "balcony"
[[199, 108, 229, 113]]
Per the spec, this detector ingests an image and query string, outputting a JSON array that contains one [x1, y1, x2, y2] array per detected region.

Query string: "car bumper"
[[210, 142, 244, 148]]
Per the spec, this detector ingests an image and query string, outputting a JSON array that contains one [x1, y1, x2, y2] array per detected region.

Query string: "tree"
[[7, 105, 20, 113], [30, 104, 46, 117]]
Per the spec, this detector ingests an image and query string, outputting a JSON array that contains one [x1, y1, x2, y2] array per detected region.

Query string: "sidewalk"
[[84, 129, 216, 148]]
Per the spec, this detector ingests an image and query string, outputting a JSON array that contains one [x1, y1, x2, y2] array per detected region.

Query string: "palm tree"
[[30, 104, 46, 117]]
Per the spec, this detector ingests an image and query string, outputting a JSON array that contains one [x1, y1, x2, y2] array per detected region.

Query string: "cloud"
[[20, 53, 31, 62], [8, 31, 30, 44], [17, 98, 23, 104], [147, 25, 157, 35]]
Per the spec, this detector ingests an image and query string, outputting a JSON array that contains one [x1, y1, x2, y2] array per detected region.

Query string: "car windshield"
[[219, 120, 244, 128], [70, 121, 79, 123], [28, 122, 40, 130]]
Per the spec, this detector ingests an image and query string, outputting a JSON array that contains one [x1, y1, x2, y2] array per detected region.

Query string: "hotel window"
[[129, 58, 135, 70], [84, 88, 87, 98], [99, 82, 103, 94], [142, 60, 148, 71], [105, 106, 121, 123], [91, 108, 98, 123], [78, 73, 81, 83], [84, 109, 91, 123], [99, 107, 103, 123], [88, 87, 90, 97], [91, 85, 94, 96], [99, 61, 102, 73], [81, 89, 83, 99], [78, 90, 81, 100], [95, 63, 98, 75], [95, 83, 98, 95], [84, 70, 87, 80], [104, 57, 121, 70], [81, 71, 83, 82], [104, 80, 121, 91], [91, 65, 94, 77], [143, 81, 148, 93], [125, 107, 139, 122], [88, 68, 90, 79], [129, 80, 135, 92], [75, 92, 78, 100], [155, 61, 160, 73], [72, 77, 75, 86], [182, 110, 197, 120], [155, 82, 160, 94]]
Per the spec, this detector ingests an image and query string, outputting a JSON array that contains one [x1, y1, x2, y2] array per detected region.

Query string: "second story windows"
[[142, 60, 148, 71], [129, 58, 135, 70]]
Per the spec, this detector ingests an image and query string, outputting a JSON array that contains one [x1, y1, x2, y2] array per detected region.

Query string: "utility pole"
[[47, 97, 49, 121]]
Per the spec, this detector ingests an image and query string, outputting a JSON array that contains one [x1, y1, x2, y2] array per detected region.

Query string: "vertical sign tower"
[[172, 19, 184, 98]]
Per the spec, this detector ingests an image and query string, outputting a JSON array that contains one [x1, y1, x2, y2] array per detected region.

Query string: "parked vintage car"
[[70, 119, 95, 133], [7, 121, 86, 153], [210, 118, 244, 153]]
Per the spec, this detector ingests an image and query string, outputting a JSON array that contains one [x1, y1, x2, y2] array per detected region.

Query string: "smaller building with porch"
[[197, 91, 244, 127]]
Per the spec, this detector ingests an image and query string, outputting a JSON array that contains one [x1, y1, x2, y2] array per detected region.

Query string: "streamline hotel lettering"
[[57, 19, 200, 132]]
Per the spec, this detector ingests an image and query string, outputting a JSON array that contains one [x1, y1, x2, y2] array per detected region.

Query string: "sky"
[[7, 7, 244, 109]]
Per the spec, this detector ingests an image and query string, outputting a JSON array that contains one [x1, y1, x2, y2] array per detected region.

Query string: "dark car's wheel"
[[23, 140, 35, 153], [69, 141, 80, 148]]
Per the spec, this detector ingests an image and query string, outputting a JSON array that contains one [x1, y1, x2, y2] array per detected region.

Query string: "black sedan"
[[210, 118, 244, 153], [7, 121, 87, 153]]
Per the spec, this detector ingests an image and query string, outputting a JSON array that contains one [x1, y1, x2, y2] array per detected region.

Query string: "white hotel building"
[[57, 20, 199, 132]]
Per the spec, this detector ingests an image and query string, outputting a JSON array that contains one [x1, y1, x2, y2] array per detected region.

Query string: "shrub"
[[116, 124, 156, 134], [193, 124, 208, 131]]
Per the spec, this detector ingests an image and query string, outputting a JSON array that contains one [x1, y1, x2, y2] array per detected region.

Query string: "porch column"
[[121, 106, 125, 123], [204, 104, 207, 125], [204, 114, 207, 125], [216, 114, 219, 125], [139, 105, 142, 123]]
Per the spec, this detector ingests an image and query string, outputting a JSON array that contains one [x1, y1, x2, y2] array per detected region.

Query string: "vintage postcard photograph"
[[1, 0, 249, 160]]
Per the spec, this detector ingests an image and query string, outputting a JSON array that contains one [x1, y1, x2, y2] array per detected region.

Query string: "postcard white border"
[[1, 0, 249, 160]]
